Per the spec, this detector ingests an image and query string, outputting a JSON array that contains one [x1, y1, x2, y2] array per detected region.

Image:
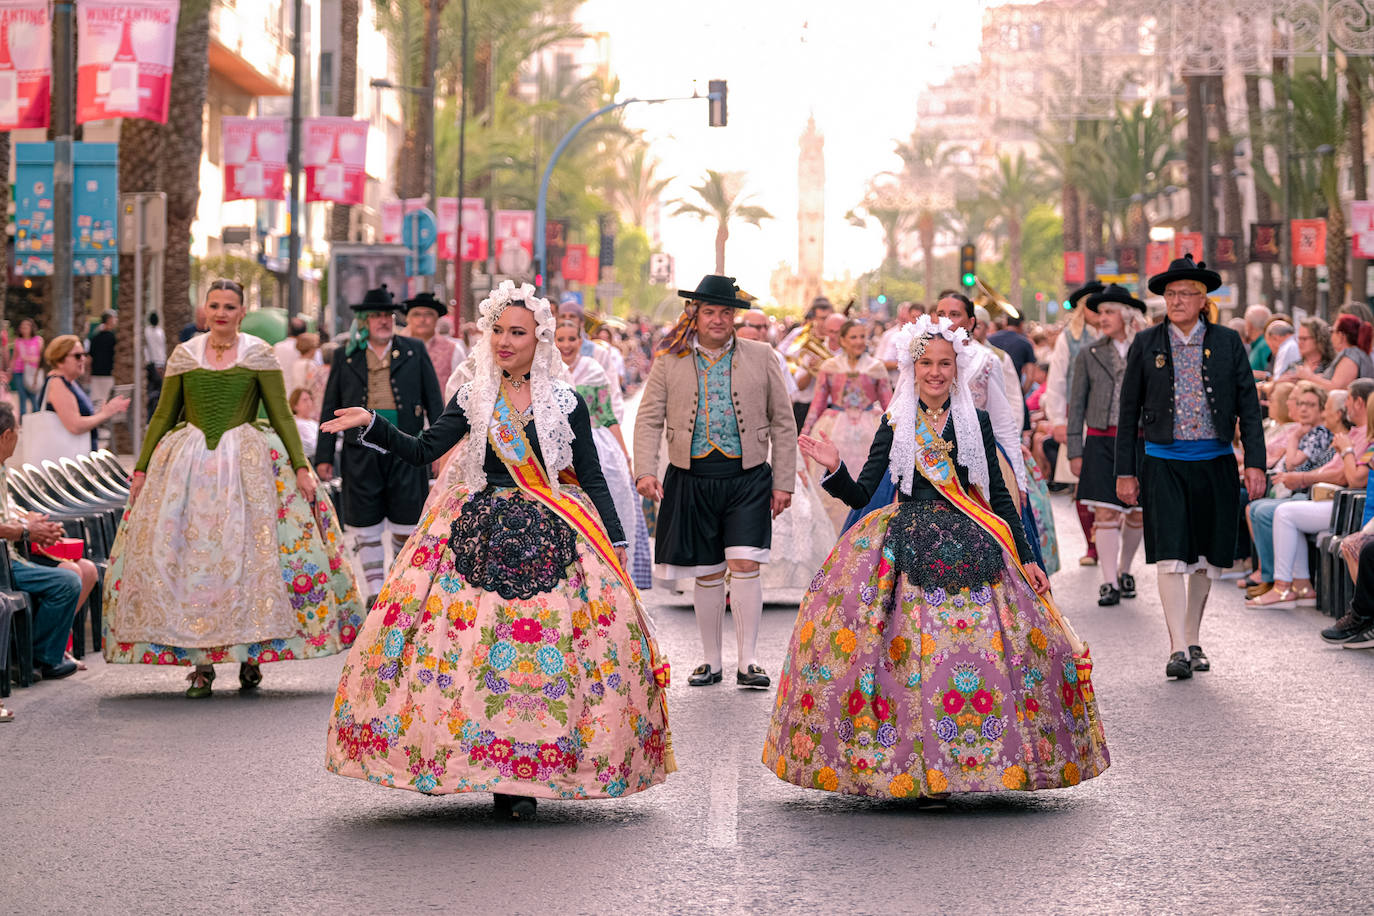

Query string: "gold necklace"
[[208, 336, 235, 359], [502, 371, 530, 391], [919, 401, 947, 430]]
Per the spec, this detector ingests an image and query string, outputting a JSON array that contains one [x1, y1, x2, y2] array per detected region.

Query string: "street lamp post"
[[533, 84, 726, 297]]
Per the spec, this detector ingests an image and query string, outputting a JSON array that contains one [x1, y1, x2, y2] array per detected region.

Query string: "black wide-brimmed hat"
[[350, 285, 401, 313], [678, 274, 755, 309], [1066, 280, 1104, 309], [1086, 284, 1147, 314], [403, 291, 446, 317], [1148, 253, 1222, 295]]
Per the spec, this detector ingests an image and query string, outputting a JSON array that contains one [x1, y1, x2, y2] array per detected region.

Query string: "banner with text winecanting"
[[75, 0, 179, 124]]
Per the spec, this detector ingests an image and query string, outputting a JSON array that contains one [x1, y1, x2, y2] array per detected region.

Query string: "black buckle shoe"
[[1166, 651, 1193, 680], [688, 664, 723, 686], [1097, 583, 1121, 606], [737, 664, 771, 688], [239, 662, 263, 691], [1188, 645, 1210, 672], [1118, 572, 1136, 599]]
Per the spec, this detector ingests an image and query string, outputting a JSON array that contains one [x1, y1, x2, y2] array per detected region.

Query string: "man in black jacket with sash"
[[315, 286, 445, 603], [1115, 256, 1266, 680]]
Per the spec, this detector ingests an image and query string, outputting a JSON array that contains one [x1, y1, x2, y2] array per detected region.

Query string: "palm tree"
[[611, 146, 672, 228], [672, 170, 773, 274], [327, 0, 359, 244], [1348, 59, 1369, 304], [979, 151, 1051, 311], [892, 132, 964, 299], [1289, 68, 1348, 315]]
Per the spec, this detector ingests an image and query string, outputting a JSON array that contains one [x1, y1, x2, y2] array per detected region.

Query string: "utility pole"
[[286, 0, 304, 318], [52, 0, 74, 334], [425, 0, 438, 293], [454, 0, 469, 320]]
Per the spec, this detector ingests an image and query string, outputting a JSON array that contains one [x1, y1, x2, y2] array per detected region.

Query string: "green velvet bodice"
[[136, 365, 307, 472]]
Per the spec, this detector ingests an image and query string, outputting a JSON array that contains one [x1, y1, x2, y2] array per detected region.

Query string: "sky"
[[577, 0, 984, 306]]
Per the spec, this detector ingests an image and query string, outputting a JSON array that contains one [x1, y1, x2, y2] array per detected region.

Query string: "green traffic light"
[[961, 272, 975, 287]]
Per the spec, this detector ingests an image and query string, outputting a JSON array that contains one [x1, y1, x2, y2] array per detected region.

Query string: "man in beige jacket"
[[635, 275, 797, 689]]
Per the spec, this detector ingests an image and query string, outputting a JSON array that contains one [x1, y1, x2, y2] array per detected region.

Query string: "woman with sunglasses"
[[102, 280, 365, 697], [42, 334, 129, 451]]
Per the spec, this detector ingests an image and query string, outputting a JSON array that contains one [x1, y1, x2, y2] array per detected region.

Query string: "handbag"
[[20, 379, 91, 465], [21, 363, 38, 395]]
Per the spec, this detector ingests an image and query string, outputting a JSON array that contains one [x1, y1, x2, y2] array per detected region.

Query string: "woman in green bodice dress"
[[103, 279, 364, 697]]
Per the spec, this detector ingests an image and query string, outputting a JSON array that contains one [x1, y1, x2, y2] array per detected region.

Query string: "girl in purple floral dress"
[[764, 316, 1109, 800]]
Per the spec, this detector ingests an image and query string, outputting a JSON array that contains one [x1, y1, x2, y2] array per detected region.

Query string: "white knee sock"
[[1157, 570, 1188, 654], [729, 569, 763, 672], [1095, 524, 1121, 585], [693, 577, 726, 672], [1121, 516, 1144, 573], [1185, 572, 1211, 646], [352, 523, 386, 595]]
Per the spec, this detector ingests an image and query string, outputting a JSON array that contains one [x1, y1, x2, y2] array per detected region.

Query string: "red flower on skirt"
[[512, 618, 543, 643], [872, 696, 891, 721], [942, 690, 965, 714], [971, 689, 994, 714], [512, 756, 538, 780], [846, 690, 866, 715]]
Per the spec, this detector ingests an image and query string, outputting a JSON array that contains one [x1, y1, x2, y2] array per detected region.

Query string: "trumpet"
[[786, 325, 833, 370], [972, 276, 1020, 321]]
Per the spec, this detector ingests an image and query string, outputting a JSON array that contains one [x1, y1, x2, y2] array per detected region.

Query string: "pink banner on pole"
[[494, 209, 534, 275], [1174, 232, 1204, 261], [222, 117, 286, 201], [460, 198, 488, 262], [1062, 251, 1084, 285], [75, 0, 179, 124], [1292, 218, 1326, 267], [0, 2, 51, 129], [1145, 241, 1171, 277], [303, 117, 368, 205], [1353, 202, 1374, 259]]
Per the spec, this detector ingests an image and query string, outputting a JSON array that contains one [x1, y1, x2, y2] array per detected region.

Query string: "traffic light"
[[959, 243, 976, 289], [708, 80, 727, 127], [533, 258, 544, 290], [877, 293, 888, 305]]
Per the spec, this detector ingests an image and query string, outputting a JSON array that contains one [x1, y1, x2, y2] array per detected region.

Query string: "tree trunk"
[[328, 0, 360, 244], [113, 117, 162, 442], [1009, 219, 1023, 312], [1245, 72, 1276, 301], [162, 0, 210, 341], [1302, 265, 1318, 313], [1327, 186, 1347, 318], [919, 214, 935, 301], [1083, 200, 1103, 280], [1186, 75, 1206, 236], [0, 135, 8, 331], [1213, 75, 1246, 309], [1061, 183, 1081, 255], [1348, 63, 1368, 305], [715, 220, 728, 274]]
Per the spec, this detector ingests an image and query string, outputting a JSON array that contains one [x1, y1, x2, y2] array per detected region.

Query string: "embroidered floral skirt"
[[103, 422, 364, 667], [326, 484, 673, 800], [1024, 454, 1060, 576], [763, 499, 1109, 798]]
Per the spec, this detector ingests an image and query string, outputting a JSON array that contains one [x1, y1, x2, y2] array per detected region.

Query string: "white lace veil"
[[452, 280, 576, 495], [887, 315, 990, 497]]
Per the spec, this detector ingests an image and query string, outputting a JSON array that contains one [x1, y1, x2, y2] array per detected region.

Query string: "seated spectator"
[[1257, 320, 1297, 393], [1321, 535, 1374, 646], [289, 387, 319, 457], [1294, 314, 1374, 391], [1244, 381, 1337, 601], [1262, 382, 1372, 608], [0, 401, 83, 682]]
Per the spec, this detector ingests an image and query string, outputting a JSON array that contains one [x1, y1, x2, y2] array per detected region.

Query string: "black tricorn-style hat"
[[1066, 280, 1105, 309], [402, 290, 446, 318], [678, 274, 756, 308], [350, 285, 401, 313], [1085, 283, 1147, 314], [1147, 253, 1222, 295]]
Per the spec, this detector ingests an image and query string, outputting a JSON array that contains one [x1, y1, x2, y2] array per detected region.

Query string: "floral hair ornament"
[[899, 314, 970, 366], [477, 279, 555, 336]]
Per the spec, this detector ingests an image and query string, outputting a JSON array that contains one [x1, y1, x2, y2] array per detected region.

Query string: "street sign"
[[118, 192, 165, 254], [402, 207, 437, 277]]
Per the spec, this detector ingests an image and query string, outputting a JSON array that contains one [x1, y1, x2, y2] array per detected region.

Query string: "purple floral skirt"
[[763, 499, 1109, 798]]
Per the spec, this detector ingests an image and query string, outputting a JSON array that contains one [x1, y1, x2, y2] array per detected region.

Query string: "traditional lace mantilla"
[[452, 280, 577, 495], [886, 316, 990, 497]]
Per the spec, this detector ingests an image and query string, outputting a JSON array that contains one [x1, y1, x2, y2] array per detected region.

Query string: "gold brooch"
[[1155, 354, 1166, 369], [1204, 348, 1211, 359]]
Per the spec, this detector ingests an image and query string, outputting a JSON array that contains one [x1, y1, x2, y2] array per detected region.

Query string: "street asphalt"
[[5, 494, 1374, 914]]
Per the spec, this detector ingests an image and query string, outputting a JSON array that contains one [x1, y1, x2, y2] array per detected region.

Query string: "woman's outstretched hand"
[[320, 407, 373, 435], [296, 467, 317, 504], [1024, 562, 1050, 595], [798, 431, 840, 474]]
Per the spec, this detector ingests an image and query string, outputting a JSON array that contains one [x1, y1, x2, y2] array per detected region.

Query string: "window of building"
[[320, 51, 334, 109]]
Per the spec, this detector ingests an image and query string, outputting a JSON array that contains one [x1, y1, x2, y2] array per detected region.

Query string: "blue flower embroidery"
[[536, 645, 565, 676], [489, 641, 517, 671]]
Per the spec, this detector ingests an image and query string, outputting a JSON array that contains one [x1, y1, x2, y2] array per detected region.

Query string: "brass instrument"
[[972, 276, 1020, 321], [786, 324, 833, 371]]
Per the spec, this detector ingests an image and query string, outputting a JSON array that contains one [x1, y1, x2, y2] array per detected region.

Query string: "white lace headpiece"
[[887, 316, 990, 497], [453, 280, 577, 494]]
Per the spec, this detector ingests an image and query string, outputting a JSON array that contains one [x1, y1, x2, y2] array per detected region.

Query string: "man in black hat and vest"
[[635, 275, 797, 689], [315, 285, 445, 604], [1044, 281, 1102, 563], [1115, 255, 1266, 680]]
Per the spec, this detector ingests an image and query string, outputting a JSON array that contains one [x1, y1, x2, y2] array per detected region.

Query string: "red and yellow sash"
[[908, 414, 1087, 660], [486, 393, 673, 697]]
